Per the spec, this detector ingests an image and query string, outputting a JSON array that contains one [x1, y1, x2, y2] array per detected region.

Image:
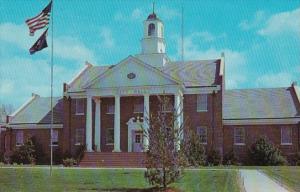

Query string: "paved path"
[[240, 169, 290, 192]]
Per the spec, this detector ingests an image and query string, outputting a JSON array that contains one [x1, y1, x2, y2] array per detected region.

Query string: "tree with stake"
[[144, 96, 187, 191]]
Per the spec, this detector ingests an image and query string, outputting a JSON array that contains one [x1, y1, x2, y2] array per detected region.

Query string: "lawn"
[[261, 166, 300, 192], [0, 167, 242, 192]]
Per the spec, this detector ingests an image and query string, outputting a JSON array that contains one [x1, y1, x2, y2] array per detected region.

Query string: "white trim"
[[223, 118, 300, 125], [294, 85, 300, 104], [219, 53, 225, 76], [75, 113, 84, 116], [8, 124, 63, 129], [234, 143, 245, 146], [83, 56, 181, 89], [184, 85, 220, 94], [281, 143, 292, 146], [68, 61, 93, 86]]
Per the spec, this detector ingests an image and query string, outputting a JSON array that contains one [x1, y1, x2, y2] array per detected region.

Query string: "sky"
[[0, 0, 300, 109]]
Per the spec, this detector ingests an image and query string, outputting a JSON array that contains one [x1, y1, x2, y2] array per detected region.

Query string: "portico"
[[84, 85, 184, 153]]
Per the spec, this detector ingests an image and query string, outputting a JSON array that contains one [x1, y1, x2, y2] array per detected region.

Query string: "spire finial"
[[152, 2, 155, 14]]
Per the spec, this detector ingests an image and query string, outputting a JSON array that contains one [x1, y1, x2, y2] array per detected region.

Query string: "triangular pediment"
[[85, 56, 180, 89]]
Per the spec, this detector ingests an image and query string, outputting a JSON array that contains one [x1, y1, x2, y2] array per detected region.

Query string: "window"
[[133, 100, 143, 113], [197, 126, 207, 144], [281, 127, 292, 145], [135, 134, 141, 143], [197, 94, 208, 112], [75, 99, 84, 115], [148, 23, 155, 36], [106, 104, 115, 114], [51, 130, 58, 146], [106, 128, 114, 144], [161, 103, 173, 113], [234, 127, 245, 145], [75, 128, 84, 145], [16, 131, 24, 146]]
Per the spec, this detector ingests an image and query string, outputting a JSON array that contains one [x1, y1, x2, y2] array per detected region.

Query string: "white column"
[[86, 96, 93, 152], [113, 95, 121, 152], [94, 98, 101, 152], [143, 94, 150, 151], [175, 94, 184, 150]]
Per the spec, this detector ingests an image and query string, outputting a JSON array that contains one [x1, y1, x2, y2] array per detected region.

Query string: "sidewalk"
[[240, 169, 290, 192]]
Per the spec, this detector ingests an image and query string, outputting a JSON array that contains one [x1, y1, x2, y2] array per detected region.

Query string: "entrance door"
[[132, 131, 143, 152]]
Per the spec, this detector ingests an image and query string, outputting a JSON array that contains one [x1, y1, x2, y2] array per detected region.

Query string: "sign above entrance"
[[118, 88, 150, 95]]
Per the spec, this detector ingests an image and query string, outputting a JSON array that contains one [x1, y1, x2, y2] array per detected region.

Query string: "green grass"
[[261, 166, 300, 192], [0, 167, 242, 192]]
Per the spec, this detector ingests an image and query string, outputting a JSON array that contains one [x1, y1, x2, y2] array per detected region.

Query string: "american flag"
[[25, 1, 52, 36]]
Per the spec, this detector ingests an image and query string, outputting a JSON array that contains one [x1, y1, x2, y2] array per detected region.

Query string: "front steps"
[[80, 152, 146, 167]]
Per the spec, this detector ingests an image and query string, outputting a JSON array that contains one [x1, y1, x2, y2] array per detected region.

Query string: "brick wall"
[[224, 124, 300, 161]]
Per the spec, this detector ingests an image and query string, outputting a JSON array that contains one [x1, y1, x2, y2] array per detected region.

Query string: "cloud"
[[239, 10, 265, 30], [99, 26, 115, 49], [114, 8, 145, 21], [258, 8, 300, 36], [255, 72, 294, 87], [173, 33, 246, 89], [0, 22, 95, 62], [0, 56, 81, 107], [157, 6, 180, 20], [114, 6, 180, 22]]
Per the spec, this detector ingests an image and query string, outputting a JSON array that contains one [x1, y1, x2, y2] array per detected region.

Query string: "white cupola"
[[136, 10, 169, 68], [141, 13, 166, 54]]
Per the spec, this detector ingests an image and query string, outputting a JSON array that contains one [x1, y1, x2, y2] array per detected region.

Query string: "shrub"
[[11, 137, 36, 164], [63, 158, 77, 167], [0, 152, 4, 163], [223, 150, 238, 165], [74, 144, 86, 164], [31, 137, 47, 164], [293, 152, 300, 166], [183, 128, 206, 166], [207, 150, 221, 166], [248, 136, 287, 166]]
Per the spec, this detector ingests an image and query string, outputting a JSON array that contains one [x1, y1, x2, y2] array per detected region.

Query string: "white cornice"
[[7, 124, 63, 129], [223, 118, 300, 125]]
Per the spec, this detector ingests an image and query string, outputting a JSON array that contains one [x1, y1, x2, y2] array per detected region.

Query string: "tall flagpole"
[[50, 0, 54, 176], [181, 5, 184, 67]]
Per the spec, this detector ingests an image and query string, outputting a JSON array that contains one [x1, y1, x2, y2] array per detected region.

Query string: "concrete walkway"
[[240, 170, 290, 192]]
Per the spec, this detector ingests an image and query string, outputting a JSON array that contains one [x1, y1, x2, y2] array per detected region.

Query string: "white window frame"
[[106, 104, 115, 114], [75, 128, 84, 146], [197, 94, 208, 112], [106, 128, 114, 145], [281, 127, 292, 145], [234, 127, 245, 145], [51, 130, 59, 146], [75, 99, 84, 115], [197, 126, 207, 145], [16, 130, 24, 146]]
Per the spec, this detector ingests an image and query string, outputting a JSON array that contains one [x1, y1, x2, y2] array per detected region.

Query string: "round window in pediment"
[[127, 73, 136, 79]]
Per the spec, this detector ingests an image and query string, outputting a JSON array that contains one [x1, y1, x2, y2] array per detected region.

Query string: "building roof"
[[224, 87, 300, 120], [68, 65, 110, 92], [67, 58, 221, 92], [163, 59, 221, 87], [9, 96, 63, 125]]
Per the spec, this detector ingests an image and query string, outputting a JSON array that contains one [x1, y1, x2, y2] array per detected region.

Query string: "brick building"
[[1, 12, 299, 166]]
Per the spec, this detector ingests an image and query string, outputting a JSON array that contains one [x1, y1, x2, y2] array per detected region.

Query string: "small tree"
[[11, 137, 36, 164], [248, 136, 287, 166], [183, 127, 206, 166], [144, 96, 186, 190]]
